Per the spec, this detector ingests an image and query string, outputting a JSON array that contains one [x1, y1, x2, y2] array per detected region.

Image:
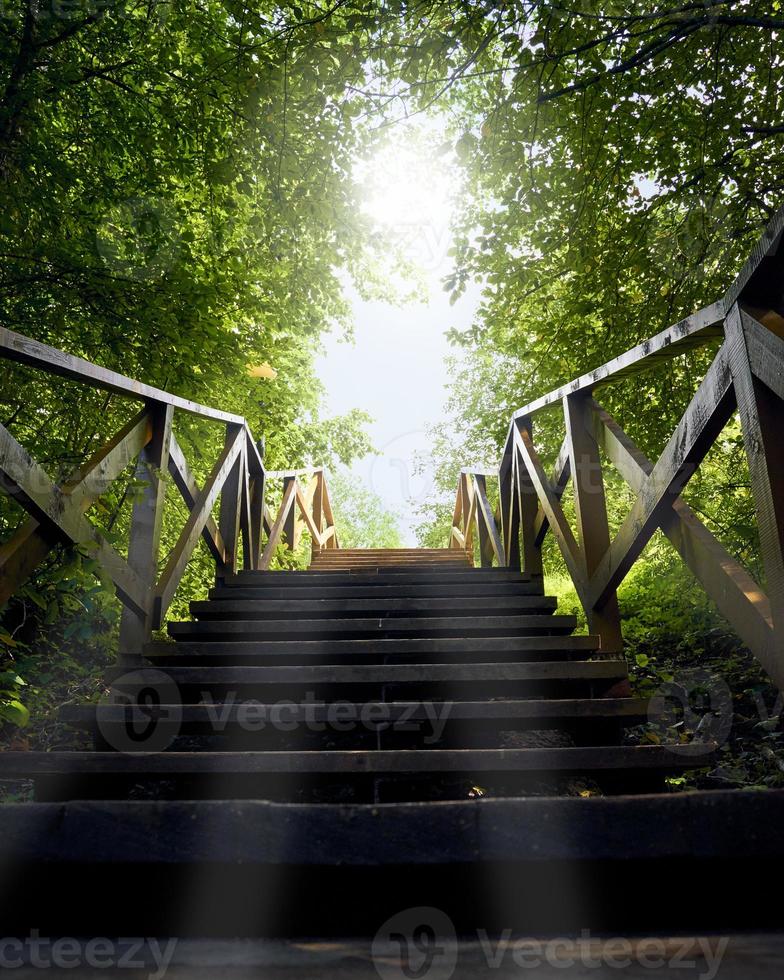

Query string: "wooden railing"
[[451, 469, 506, 570], [261, 467, 339, 567], [0, 327, 338, 656], [451, 205, 784, 690]]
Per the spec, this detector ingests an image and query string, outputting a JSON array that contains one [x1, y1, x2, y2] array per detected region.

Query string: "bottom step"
[[0, 791, 781, 938]]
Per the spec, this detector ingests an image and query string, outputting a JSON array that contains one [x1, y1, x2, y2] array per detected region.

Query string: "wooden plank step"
[[2, 791, 777, 866], [62, 698, 651, 730], [311, 550, 468, 557], [309, 560, 472, 566], [225, 569, 532, 586], [309, 561, 473, 575], [307, 568, 476, 574], [311, 549, 470, 556], [305, 568, 476, 572], [0, 745, 713, 776], [189, 596, 558, 619], [309, 561, 473, 566], [308, 565, 474, 572], [209, 582, 545, 600], [168, 614, 577, 641], [143, 634, 601, 665], [1, 798, 781, 937], [311, 548, 465, 554], [114, 660, 627, 687], [313, 549, 462, 554]]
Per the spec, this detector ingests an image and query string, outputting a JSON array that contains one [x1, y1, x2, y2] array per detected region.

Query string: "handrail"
[[0, 330, 338, 658], [451, 203, 784, 691], [0, 326, 246, 425], [259, 467, 339, 569]]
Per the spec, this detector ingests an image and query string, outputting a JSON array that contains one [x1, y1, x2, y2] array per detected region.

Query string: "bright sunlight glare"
[[317, 122, 482, 545], [358, 132, 456, 232]]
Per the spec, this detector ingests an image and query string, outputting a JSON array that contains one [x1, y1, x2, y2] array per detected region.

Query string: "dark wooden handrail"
[[452, 204, 784, 690], [0, 331, 338, 657]]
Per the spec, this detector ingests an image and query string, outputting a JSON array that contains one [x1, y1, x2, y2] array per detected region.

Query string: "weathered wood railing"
[[451, 469, 506, 569], [261, 467, 339, 566], [451, 206, 784, 690], [0, 327, 338, 656]]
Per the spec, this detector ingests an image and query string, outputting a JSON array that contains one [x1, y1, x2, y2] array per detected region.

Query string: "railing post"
[[245, 433, 265, 571], [282, 474, 297, 551], [217, 422, 244, 579], [515, 418, 543, 581], [118, 401, 173, 661], [239, 445, 252, 571], [449, 477, 463, 551], [322, 472, 338, 549], [474, 475, 493, 568], [726, 304, 784, 641], [499, 441, 519, 570], [563, 392, 622, 652], [249, 473, 265, 570], [460, 472, 475, 561], [312, 470, 325, 557]]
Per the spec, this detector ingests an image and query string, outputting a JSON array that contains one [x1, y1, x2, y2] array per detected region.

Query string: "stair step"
[[308, 564, 473, 571], [310, 555, 474, 568], [0, 744, 710, 777], [190, 596, 558, 620], [114, 659, 627, 687], [314, 549, 464, 555], [0, 789, 774, 865], [310, 557, 472, 564], [63, 698, 651, 730], [168, 614, 576, 641], [224, 569, 533, 586], [312, 550, 471, 557], [307, 567, 477, 574], [311, 549, 469, 557], [61, 697, 651, 750], [145, 634, 600, 664], [115, 660, 628, 704], [209, 582, 545, 600], [1, 794, 782, 937]]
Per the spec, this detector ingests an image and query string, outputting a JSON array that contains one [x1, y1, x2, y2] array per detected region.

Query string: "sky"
[[315, 128, 483, 545]]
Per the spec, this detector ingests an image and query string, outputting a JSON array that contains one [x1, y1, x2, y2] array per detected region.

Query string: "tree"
[[405, 1, 782, 572], [0, 1, 407, 726]]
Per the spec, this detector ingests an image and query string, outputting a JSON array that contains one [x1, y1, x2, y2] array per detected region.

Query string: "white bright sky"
[[315, 126, 483, 545]]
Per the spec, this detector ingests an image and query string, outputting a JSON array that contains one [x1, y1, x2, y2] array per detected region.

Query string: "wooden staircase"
[[1, 549, 703, 805], [4, 206, 784, 944], [2, 549, 784, 939]]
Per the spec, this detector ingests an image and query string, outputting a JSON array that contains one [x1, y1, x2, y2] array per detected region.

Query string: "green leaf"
[[0, 700, 30, 728]]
